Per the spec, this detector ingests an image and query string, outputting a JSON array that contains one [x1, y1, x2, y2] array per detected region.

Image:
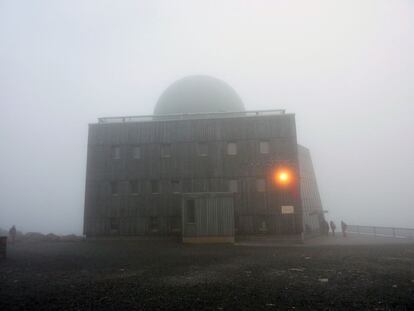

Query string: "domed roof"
[[154, 75, 245, 115]]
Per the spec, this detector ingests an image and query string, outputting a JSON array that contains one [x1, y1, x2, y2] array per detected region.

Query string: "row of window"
[[108, 211, 295, 232], [109, 179, 267, 195], [110, 216, 166, 232], [110, 141, 271, 160]]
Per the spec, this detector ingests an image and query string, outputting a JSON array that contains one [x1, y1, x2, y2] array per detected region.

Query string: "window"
[[110, 218, 119, 231], [111, 146, 120, 159], [229, 179, 238, 193], [259, 141, 270, 154], [259, 220, 268, 233], [227, 142, 237, 155], [256, 179, 266, 192], [169, 216, 181, 233], [161, 144, 171, 158], [110, 181, 118, 195], [132, 146, 141, 159], [150, 216, 159, 232], [171, 180, 181, 193], [186, 199, 196, 223], [151, 180, 160, 194], [130, 180, 139, 195], [197, 143, 208, 156]]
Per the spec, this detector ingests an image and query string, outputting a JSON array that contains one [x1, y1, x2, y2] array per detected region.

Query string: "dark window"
[[197, 143, 208, 156], [161, 144, 171, 158], [150, 216, 159, 232], [169, 216, 181, 233], [229, 179, 238, 193], [171, 180, 181, 193], [130, 180, 139, 194], [259, 220, 268, 232], [186, 199, 196, 223], [227, 142, 237, 155], [111, 146, 120, 159], [110, 218, 119, 231], [256, 179, 266, 192], [110, 181, 118, 195], [132, 146, 141, 159], [151, 180, 160, 193], [259, 141, 270, 154]]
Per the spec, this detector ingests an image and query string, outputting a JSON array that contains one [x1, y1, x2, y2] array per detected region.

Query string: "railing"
[[98, 109, 286, 124], [348, 225, 414, 239]]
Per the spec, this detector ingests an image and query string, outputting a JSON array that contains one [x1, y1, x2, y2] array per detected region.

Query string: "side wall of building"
[[297, 144, 325, 234], [84, 114, 303, 237]]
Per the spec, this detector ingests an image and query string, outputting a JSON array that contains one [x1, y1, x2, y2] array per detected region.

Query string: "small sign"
[[281, 205, 295, 214]]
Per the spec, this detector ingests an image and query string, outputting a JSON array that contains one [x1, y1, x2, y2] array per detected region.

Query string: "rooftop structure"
[[154, 75, 245, 115]]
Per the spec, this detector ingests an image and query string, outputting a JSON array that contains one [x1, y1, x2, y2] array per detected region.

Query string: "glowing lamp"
[[278, 172, 289, 182], [274, 168, 293, 187]]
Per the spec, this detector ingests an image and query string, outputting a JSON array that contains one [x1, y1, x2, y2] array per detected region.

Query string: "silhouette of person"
[[9, 225, 16, 244], [341, 221, 348, 238], [329, 221, 336, 237]]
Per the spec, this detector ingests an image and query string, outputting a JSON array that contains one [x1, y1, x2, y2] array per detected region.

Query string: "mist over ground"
[[0, 1, 413, 234]]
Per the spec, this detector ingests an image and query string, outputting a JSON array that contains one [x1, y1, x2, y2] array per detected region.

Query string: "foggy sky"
[[1, 0, 413, 234]]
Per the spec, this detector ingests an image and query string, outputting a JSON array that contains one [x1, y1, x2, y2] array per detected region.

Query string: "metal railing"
[[348, 225, 414, 239], [98, 109, 286, 124]]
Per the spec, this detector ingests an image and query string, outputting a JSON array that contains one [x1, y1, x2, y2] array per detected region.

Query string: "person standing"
[[329, 221, 336, 237], [320, 220, 329, 236], [341, 221, 348, 238], [9, 225, 16, 244]]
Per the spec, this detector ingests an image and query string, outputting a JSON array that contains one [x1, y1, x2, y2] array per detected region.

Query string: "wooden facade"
[[83, 112, 304, 237], [182, 193, 235, 243]]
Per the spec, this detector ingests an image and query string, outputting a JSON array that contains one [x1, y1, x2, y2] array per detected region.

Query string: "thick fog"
[[0, 1, 413, 234]]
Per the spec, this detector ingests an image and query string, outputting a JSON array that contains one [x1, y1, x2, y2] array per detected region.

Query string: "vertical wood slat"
[[85, 114, 302, 237]]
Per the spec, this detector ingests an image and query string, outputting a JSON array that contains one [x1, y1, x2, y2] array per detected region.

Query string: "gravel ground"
[[1, 239, 414, 310]]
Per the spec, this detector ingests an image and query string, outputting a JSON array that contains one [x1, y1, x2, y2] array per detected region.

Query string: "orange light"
[[274, 168, 293, 187], [279, 172, 289, 182]]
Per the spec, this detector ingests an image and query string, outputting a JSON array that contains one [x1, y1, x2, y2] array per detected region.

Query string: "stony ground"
[[1, 238, 414, 310]]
